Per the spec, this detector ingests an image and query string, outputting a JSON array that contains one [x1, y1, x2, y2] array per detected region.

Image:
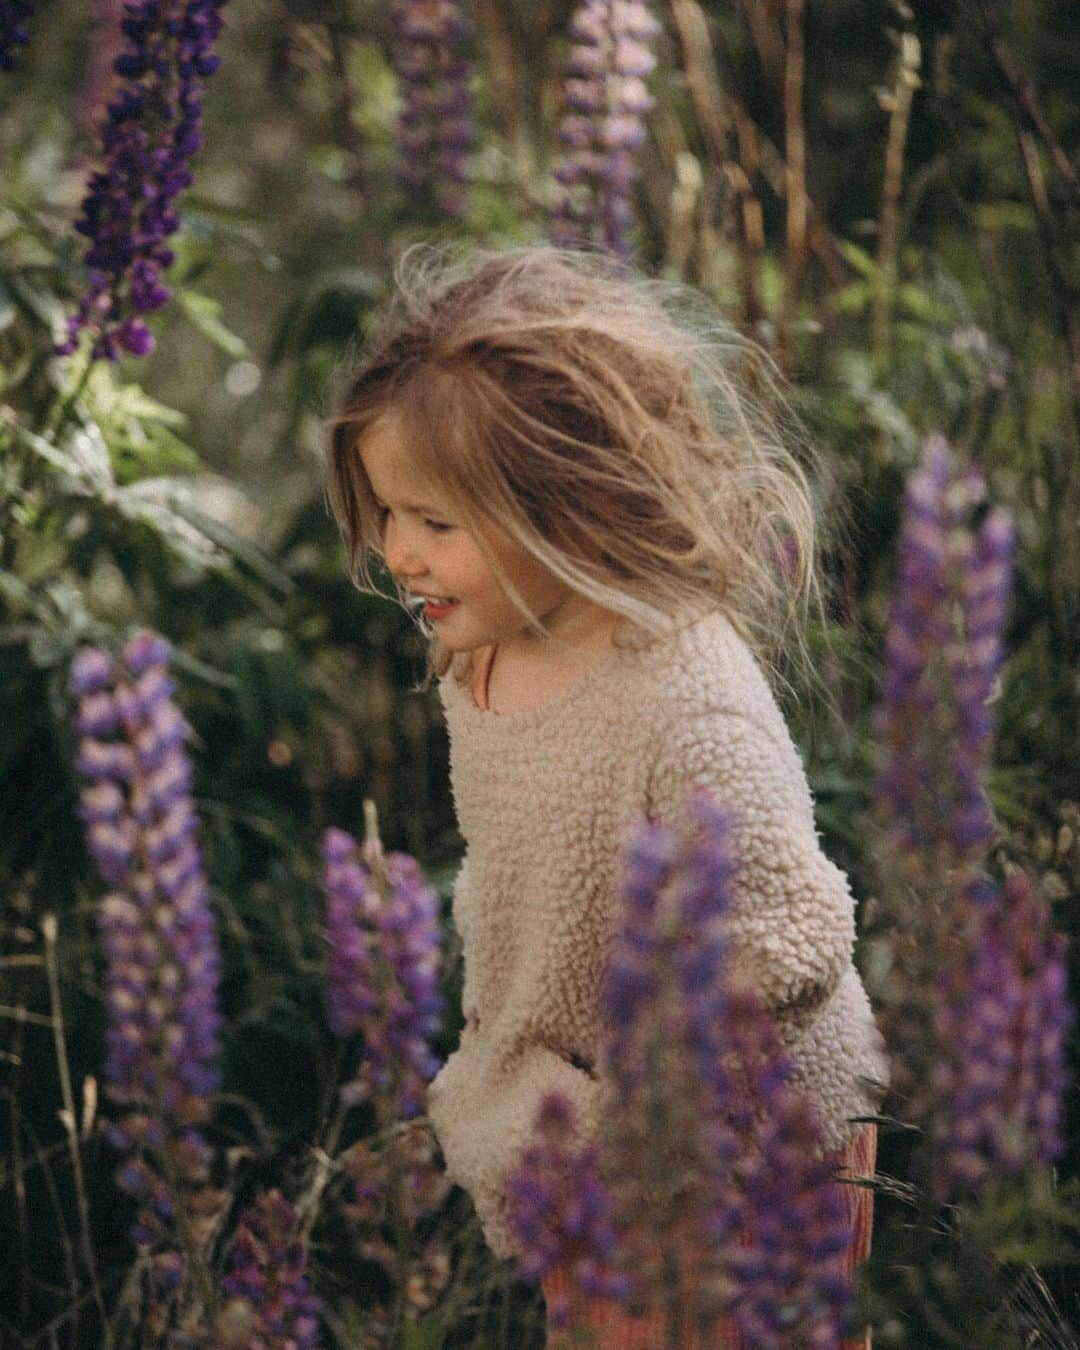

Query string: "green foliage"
[[1, 0, 1077, 1345]]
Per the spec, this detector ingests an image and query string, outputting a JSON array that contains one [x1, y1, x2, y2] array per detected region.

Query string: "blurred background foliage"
[[1, 0, 1078, 1343]]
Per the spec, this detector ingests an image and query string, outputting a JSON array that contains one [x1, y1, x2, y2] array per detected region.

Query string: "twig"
[[0, 1005, 55, 1026], [15, 1109, 83, 1345], [874, 24, 922, 357], [295, 1100, 350, 1244], [42, 914, 107, 1333], [667, 0, 765, 333], [1014, 128, 1080, 448], [779, 0, 807, 371], [473, 0, 537, 199], [705, 6, 849, 287], [735, 0, 784, 82], [7, 1019, 31, 1330], [978, 12, 1079, 203]]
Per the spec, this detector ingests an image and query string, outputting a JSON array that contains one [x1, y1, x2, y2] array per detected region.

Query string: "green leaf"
[[110, 479, 228, 572], [835, 239, 880, 279], [0, 279, 17, 333], [166, 493, 294, 594], [111, 419, 201, 485], [973, 202, 1036, 232], [0, 570, 36, 616], [401, 1317, 447, 1350], [176, 289, 250, 359], [89, 372, 189, 429], [280, 267, 383, 362], [897, 284, 937, 320], [830, 281, 873, 315]]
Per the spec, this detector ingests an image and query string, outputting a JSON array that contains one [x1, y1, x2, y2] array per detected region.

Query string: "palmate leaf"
[[2, 412, 110, 495], [165, 491, 294, 595], [5, 400, 291, 594]]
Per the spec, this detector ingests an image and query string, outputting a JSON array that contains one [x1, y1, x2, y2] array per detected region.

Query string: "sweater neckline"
[[441, 606, 725, 730], [446, 634, 637, 730]]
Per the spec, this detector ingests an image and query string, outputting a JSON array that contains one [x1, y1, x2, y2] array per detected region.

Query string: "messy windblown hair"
[[326, 241, 847, 713]]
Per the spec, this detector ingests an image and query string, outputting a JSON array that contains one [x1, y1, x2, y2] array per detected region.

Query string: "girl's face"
[[358, 410, 615, 658]]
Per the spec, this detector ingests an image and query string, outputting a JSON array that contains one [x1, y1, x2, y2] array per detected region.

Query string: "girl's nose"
[[383, 516, 424, 579]]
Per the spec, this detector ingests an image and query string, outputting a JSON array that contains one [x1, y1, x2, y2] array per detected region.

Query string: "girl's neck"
[[496, 596, 623, 668], [479, 607, 624, 716]]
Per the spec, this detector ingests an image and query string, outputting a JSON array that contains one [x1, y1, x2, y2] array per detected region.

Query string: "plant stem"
[[43, 349, 96, 442], [779, 0, 807, 373], [874, 27, 921, 359], [42, 913, 108, 1333]]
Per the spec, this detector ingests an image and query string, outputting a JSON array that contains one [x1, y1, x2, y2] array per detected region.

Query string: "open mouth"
[[408, 594, 456, 609]]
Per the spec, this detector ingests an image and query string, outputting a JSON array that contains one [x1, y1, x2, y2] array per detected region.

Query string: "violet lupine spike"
[[0, 0, 33, 71], [57, 0, 228, 361], [390, 0, 474, 218], [507, 789, 853, 1339], [930, 870, 1073, 1201], [321, 826, 445, 1125], [727, 1090, 854, 1347], [667, 793, 853, 1344], [507, 1093, 632, 1330], [550, 0, 660, 260], [871, 433, 1013, 885], [221, 1190, 322, 1349], [70, 633, 222, 1252]]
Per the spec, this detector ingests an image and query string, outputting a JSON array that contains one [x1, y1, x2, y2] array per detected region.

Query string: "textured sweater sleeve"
[[645, 710, 854, 1016]]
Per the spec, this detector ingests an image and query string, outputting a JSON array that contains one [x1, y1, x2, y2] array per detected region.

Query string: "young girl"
[[327, 243, 889, 1347]]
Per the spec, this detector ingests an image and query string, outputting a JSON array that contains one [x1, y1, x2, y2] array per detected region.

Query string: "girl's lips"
[[424, 599, 459, 620]]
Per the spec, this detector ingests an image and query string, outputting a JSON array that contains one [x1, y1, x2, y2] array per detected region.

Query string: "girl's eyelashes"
[[374, 503, 453, 533]]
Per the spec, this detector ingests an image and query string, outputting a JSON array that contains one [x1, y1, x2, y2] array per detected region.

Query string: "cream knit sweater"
[[424, 607, 889, 1263]]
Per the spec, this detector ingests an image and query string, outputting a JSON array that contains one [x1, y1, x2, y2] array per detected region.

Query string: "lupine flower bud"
[[550, 0, 661, 259], [389, 0, 474, 217], [930, 869, 1072, 1201], [58, 0, 228, 360], [70, 632, 223, 1254], [321, 826, 445, 1125], [0, 0, 33, 71], [221, 1190, 322, 1348]]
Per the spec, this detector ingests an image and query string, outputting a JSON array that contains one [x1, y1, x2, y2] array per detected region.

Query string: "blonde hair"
[[326, 242, 847, 714]]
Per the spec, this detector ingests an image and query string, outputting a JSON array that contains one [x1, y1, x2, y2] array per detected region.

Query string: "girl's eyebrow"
[[370, 491, 443, 513]]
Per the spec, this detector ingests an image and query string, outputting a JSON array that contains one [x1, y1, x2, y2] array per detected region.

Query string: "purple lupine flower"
[[550, 0, 660, 260], [389, 0, 473, 217], [57, 0, 228, 361], [947, 501, 1014, 852], [0, 0, 33, 71], [727, 1080, 854, 1346], [321, 826, 445, 1124], [221, 1190, 322, 1348], [930, 869, 1072, 1201], [70, 632, 222, 1252], [871, 433, 1014, 885], [507, 1093, 632, 1329], [867, 434, 1020, 1130], [514, 790, 854, 1340], [665, 792, 852, 1343]]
